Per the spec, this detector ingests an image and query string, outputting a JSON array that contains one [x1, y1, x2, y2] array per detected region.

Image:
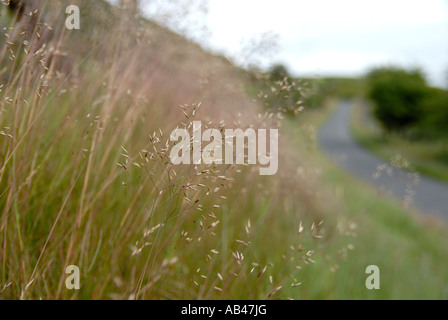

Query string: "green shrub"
[[269, 63, 290, 81], [366, 67, 428, 133], [418, 87, 448, 138]]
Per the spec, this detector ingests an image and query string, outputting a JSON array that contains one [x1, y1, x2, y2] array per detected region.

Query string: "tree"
[[366, 67, 428, 133], [269, 64, 289, 81]]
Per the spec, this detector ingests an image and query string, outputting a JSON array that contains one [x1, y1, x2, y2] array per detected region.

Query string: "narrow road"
[[318, 99, 448, 218]]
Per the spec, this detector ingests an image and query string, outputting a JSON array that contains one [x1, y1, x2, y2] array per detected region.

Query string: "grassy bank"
[[282, 100, 448, 299], [1, 0, 447, 300], [0, 1, 348, 300]]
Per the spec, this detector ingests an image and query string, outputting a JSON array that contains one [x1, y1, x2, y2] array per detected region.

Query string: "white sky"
[[205, 0, 448, 87]]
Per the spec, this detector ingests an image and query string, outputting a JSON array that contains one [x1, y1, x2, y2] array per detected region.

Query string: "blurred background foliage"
[[366, 67, 448, 139]]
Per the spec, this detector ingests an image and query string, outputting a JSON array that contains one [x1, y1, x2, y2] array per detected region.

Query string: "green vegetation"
[[366, 67, 428, 133], [1, 0, 447, 300], [419, 87, 448, 139], [313, 77, 368, 99], [365, 66, 448, 139], [247, 64, 368, 115], [0, 0, 334, 300], [284, 101, 448, 299]]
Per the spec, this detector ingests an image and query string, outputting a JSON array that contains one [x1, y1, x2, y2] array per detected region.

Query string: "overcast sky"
[[204, 0, 448, 88]]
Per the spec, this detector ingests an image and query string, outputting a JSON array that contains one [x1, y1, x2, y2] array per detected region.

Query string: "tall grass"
[[0, 0, 340, 299], [2, 0, 446, 301]]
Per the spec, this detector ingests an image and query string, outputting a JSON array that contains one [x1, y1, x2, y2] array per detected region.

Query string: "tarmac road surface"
[[318, 100, 448, 219]]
